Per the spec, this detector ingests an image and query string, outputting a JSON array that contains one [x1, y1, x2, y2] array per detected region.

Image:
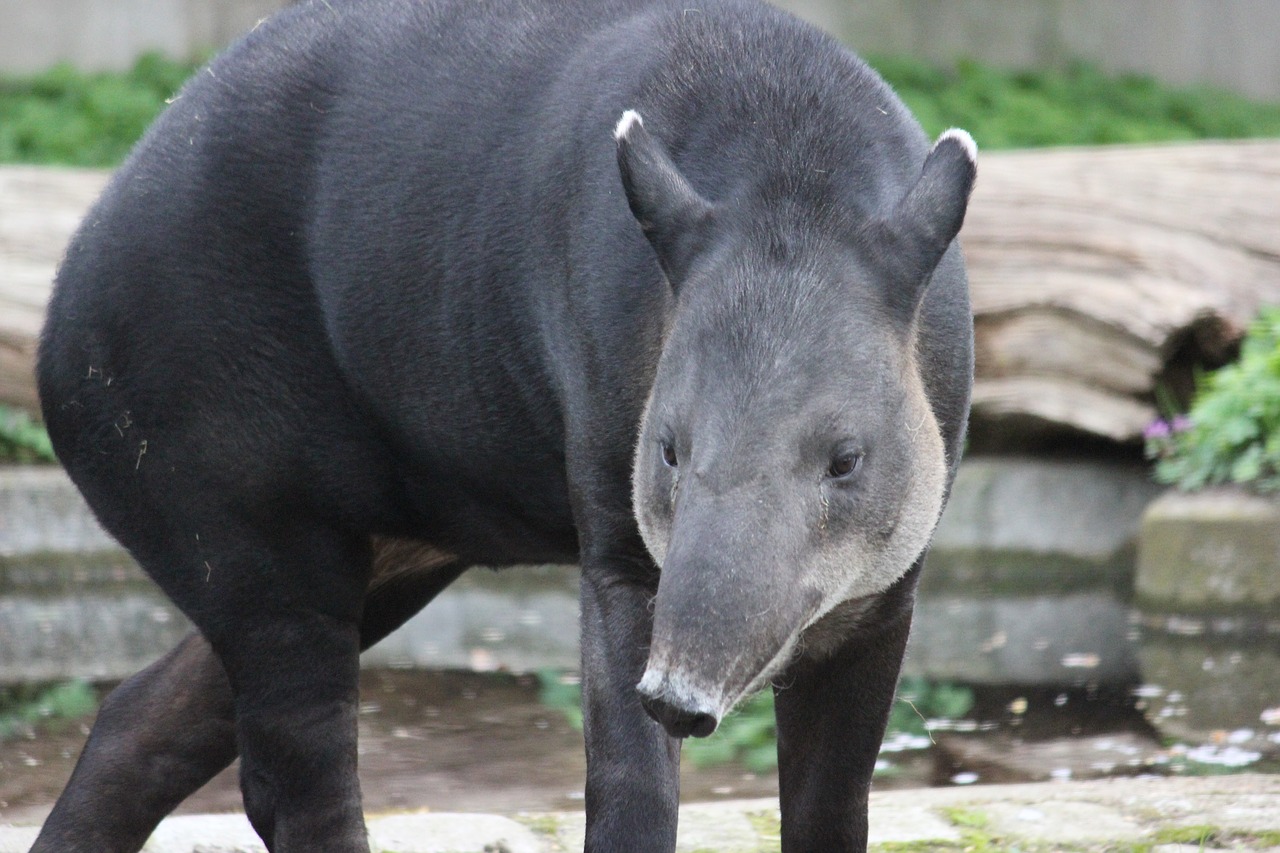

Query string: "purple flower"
[[1143, 419, 1171, 440], [1171, 414, 1193, 433]]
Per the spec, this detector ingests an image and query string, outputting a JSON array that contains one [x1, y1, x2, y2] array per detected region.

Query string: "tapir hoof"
[[637, 680, 719, 738]]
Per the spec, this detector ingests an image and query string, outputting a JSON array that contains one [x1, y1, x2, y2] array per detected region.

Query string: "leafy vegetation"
[[0, 53, 196, 166], [0, 680, 98, 741], [537, 670, 973, 772], [871, 57, 1280, 148], [2, 54, 1280, 169], [1146, 307, 1280, 493], [0, 403, 57, 463]]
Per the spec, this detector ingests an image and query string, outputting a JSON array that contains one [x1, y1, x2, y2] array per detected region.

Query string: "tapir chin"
[[33, 0, 976, 850]]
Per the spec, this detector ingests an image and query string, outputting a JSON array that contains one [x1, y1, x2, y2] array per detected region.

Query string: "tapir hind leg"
[[772, 571, 918, 853], [30, 542, 467, 853], [29, 633, 237, 853]]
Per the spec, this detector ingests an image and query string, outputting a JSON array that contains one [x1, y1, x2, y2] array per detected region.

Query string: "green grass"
[[1, 54, 1279, 169], [0, 403, 57, 463], [0, 680, 98, 741], [871, 57, 1280, 148], [0, 53, 197, 166]]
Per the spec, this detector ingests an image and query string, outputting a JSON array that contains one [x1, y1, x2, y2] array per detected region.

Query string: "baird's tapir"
[[34, 0, 976, 850]]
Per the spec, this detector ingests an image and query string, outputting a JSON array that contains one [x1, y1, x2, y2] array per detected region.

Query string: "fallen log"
[[962, 140, 1280, 447], [0, 166, 109, 412], [3, 141, 1280, 447]]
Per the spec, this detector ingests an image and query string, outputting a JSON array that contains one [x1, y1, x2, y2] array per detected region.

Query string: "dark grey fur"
[[34, 0, 975, 850]]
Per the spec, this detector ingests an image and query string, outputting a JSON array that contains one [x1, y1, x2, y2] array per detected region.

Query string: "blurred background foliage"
[[1147, 308, 1280, 494], [2, 54, 1280, 167], [0, 53, 197, 166], [538, 670, 973, 772]]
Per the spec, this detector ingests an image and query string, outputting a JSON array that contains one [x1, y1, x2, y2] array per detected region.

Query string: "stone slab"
[[0, 826, 37, 853], [979, 799, 1147, 843], [0, 467, 117, 557], [143, 814, 265, 853], [368, 813, 543, 853], [932, 457, 1163, 561], [1136, 488, 1280, 611], [6, 776, 1280, 853]]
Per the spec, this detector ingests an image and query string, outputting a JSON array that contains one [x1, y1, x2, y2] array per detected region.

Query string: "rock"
[[932, 457, 1163, 562], [366, 813, 544, 853], [0, 166, 110, 413], [0, 466, 117, 557], [977, 799, 1148, 845], [1135, 488, 1280, 612], [0, 826, 39, 853], [142, 815, 265, 853], [548, 799, 787, 853]]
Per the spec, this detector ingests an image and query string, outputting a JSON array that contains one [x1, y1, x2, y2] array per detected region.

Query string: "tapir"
[[33, 0, 976, 850]]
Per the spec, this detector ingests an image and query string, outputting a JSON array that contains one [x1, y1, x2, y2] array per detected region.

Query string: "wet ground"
[[0, 669, 792, 826], [6, 664, 1275, 829]]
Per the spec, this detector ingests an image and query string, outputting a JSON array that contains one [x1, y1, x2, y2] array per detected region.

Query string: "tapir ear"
[[875, 128, 978, 322], [615, 110, 715, 286]]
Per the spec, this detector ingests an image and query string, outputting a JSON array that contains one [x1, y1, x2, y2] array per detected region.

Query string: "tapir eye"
[[660, 441, 679, 468], [827, 451, 863, 479]]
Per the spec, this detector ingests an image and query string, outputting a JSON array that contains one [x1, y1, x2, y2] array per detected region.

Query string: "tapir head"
[[615, 110, 976, 738]]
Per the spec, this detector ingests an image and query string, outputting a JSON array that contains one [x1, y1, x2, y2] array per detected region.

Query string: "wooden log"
[[2, 141, 1280, 447], [0, 166, 109, 412], [964, 140, 1280, 446]]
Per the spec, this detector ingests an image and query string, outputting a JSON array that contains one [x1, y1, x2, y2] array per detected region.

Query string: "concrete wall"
[[0, 0, 291, 72], [787, 0, 1280, 102], [2, 0, 1277, 101]]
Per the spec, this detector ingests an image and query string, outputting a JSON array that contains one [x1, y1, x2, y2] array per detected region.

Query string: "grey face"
[[614, 113, 976, 737], [630, 249, 948, 730]]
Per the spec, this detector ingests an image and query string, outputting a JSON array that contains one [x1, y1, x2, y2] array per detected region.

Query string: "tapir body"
[[34, 0, 975, 850]]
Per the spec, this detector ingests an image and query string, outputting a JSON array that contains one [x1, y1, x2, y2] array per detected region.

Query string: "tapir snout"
[[635, 484, 823, 739]]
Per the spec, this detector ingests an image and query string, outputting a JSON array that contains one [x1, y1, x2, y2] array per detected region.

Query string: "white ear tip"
[[614, 109, 644, 141], [936, 127, 977, 164]]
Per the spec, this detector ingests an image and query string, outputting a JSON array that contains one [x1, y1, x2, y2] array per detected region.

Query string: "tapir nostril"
[[685, 710, 718, 738], [638, 687, 720, 739]]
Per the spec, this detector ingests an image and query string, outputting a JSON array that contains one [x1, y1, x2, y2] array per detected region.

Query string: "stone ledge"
[[4, 776, 1280, 853], [1136, 488, 1280, 612]]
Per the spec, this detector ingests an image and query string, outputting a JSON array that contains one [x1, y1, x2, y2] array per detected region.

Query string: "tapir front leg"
[[579, 551, 682, 852], [772, 576, 917, 853]]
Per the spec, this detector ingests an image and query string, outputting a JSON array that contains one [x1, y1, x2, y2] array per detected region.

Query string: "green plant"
[[888, 676, 975, 737], [0, 53, 198, 166], [0, 680, 98, 740], [870, 57, 1280, 149], [536, 670, 972, 773], [0, 403, 57, 463], [4, 54, 1280, 168], [683, 690, 777, 772], [1146, 307, 1280, 492], [536, 669, 583, 731]]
